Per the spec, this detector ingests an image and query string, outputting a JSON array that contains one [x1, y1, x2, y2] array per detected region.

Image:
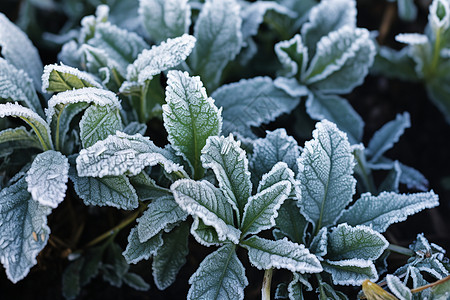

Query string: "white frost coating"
[[201, 134, 252, 216], [395, 33, 429, 45], [171, 179, 241, 244], [338, 191, 439, 233], [256, 161, 298, 196], [297, 120, 356, 230], [327, 223, 388, 261], [0, 13, 43, 91], [26, 151, 69, 208], [127, 34, 196, 83], [429, 0, 450, 32], [190, 217, 222, 247], [241, 180, 291, 237], [386, 275, 413, 300], [275, 34, 308, 77], [243, 236, 323, 274], [45, 87, 121, 124], [41, 63, 102, 92], [273, 77, 309, 98], [323, 259, 378, 286], [139, 0, 191, 43], [187, 244, 248, 300], [76, 131, 186, 177], [123, 227, 163, 264], [0, 102, 53, 150], [309, 227, 328, 257]]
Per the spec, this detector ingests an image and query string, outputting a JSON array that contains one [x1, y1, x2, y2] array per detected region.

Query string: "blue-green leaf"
[[122, 227, 163, 264], [0, 178, 51, 283], [275, 199, 309, 245], [190, 217, 222, 246], [0, 127, 43, 153], [139, 0, 191, 43], [163, 70, 221, 178], [297, 120, 356, 231], [397, 0, 418, 21], [187, 244, 247, 300], [338, 191, 439, 233], [275, 34, 308, 78], [386, 274, 412, 300], [310, 227, 328, 257], [212, 77, 299, 138], [322, 259, 378, 285], [26, 150, 69, 208]]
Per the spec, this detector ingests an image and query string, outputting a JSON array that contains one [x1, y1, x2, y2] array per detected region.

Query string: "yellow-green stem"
[[411, 275, 450, 293], [262, 268, 273, 300], [430, 28, 442, 75]]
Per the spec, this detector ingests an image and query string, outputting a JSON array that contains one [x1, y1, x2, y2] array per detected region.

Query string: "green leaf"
[[242, 236, 322, 273], [79, 245, 104, 286], [162, 70, 222, 178], [323, 259, 378, 286], [171, 179, 241, 244], [189, 0, 243, 89], [201, 135, 252, 217], [241, 179, 291, 236], [80, 105, 123, 148], [153, 223, 190, 290], [190, 217, 222, 246], [275, 199, 309, 245], [129, 172, 172, 201], [69, 167, 139, 210], [0, 58, 43, 116], [187, 244, 248, 300], [338, 191, 439, 233], [318, 281, 348, 300], [386, 274, 412, 300], [305, 92, 364, 144], [257, 162, 298, 194], [327, 224, 388, 261], [297, 120, 356, 231], [212, 77, 299, 138], [304, 27, 375, 94], [137, 196, 188, 242], [367, 112, 411, 163], [289, 272, 313, 300], [123, 272, 151, 291], [0, 102, 53, 151], [431, 276, 450, 299], [0, 178, 52, 283], [275, 34, 309, 78], [250, 129, 300, 183], [398, 0, 418, 21], [26, 150, 69, 208], [76, 131, 187, 178], [101, 242, 129, 287], [139, 0, 191, 43], [0, 13, 43, 91], [62, 257, 84, 300], [310, 227, 328, 257], [0, 127, 43, 153], [426, 78, 450, 124], [123, 227, 163, 264], [372, 47, 420, 81], [42, 64, 102, 93]]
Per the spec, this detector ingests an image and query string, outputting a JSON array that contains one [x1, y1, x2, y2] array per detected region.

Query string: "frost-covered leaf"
[[171, 179, 240, 243], [386, 274, 412, 300], [201, 135, 251, 216], [126, 34, 196, 84], [76, 131, 186, 178], [129, 172, 172, 201], [398, 162, 429, 191], [275, 34, 308, 78], [87, 22, 148, 76], [275, 199, 309, 244], [250, 129, 300, 182], [101, 242, 129, 287], [0, 13, 43, 91], [372, 47, 420, 82], [69, 167, 139, 210], [338, 191, 439, 233], [257, 162, 297, 194], [137, 196, 188, 243], [297, 120, 356, 230], [0, 102, 53, 151], [327, 224, 388, 261], [304, 27, 375, 94], [273, 77, 309, 98], [242, 236, 322, 273], [0, 58, 43, 116], [0, 178, 51, 283], [41, 64, 102, 93], [367, 112, 411, 163], [123, 272, 150, 291], [62, 257, 84, 300], [0, 127, 42, 153], [122, 227, 163, 264], [122, 122, 147, 135], [212, 77, 299, 137], [323, 259, 378, 286], [26, 150, 69, 208], [241, 180, 291, 236], [163, 70, 221, 178], [187, 244, 247, 300], [378, 160, 402, 193], [189, 0, 243, 89], [398, 0, 418, 21], [310, 227, 328, 257], [429, 0, 450, 32], [190, 217, 222, 246], [318, 281, 348, 300], [79, 105, 123, 148], [306, 92, 364, 144], [153, 223, 189, 290], [425, 78, 450, 124], [301, 0, 356, 58], [139, 0, 191, 43], [431, 275, 450, 299], [289, 272, 313, 299]]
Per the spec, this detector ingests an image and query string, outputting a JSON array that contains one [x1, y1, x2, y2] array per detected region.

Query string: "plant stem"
[[387, 244, 415, 257], [262, 268, 273, 300], [411, 275, 450, 293], [430, 27, 442, 75], [139, 82, 149, 123]]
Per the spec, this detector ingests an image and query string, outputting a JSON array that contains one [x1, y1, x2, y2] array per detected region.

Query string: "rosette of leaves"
[[271, 0, 376, 144], [374, 0, 450, 123], [247, 120, 439, 298]]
